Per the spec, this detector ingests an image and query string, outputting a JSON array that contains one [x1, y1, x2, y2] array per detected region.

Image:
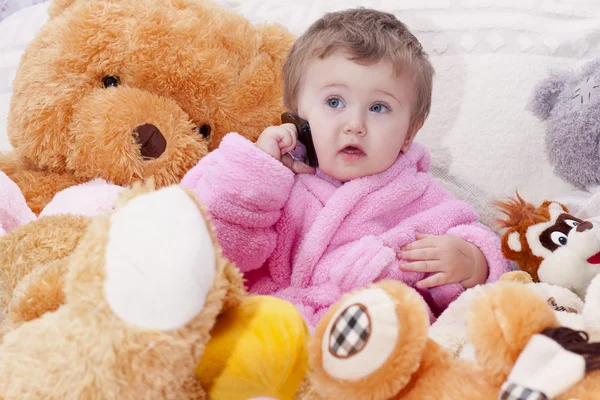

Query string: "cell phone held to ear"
[[281, 112, 319, 168]]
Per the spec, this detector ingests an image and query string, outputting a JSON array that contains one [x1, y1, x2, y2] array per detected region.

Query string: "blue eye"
[[370, 103, 389, 113], [327, 97, 345, 108]]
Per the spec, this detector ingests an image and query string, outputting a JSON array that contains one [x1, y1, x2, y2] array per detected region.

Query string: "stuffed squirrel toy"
[[495, 193, 600, 298]]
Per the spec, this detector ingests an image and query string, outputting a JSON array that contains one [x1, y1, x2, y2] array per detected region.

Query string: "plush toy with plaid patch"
[[300, 278, 600, 400]]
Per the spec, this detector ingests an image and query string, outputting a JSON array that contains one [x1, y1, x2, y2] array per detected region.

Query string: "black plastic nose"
[[577, 221, 593, 232], [134, 124, 166, 159]]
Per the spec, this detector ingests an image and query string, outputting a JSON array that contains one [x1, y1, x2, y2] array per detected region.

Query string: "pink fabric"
[[39, 178, 123, 217], [182, 133, 512, 328], [0, 170, 35, 235], [0, 173, 122, 236]]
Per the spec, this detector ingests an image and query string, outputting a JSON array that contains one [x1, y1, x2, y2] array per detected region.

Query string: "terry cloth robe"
[[181, 133, 512, 328]]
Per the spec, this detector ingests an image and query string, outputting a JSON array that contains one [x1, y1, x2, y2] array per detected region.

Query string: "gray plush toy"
[[530, 59, 600, 190], [529, 59, 600, 219]]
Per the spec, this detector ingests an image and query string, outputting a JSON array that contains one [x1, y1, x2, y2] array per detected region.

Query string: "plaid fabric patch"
[[547, 297, 578, 314], [328, 303, 371, 358], [498, 382, 548, 400]]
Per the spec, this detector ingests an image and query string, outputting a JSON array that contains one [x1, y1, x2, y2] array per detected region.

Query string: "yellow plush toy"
[[197, 295, 310, 400]]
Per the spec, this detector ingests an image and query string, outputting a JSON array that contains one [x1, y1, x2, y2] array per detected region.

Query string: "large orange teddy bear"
[[0, 0, 293, 215]]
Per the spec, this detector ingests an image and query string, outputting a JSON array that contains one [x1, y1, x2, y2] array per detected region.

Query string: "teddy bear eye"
[[199, 124, 211, 137], [102, 75, 121, 88], [551, 231, 568, 246]]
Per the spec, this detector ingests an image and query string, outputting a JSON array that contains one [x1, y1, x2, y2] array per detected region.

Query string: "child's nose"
[[343, 114, 366, 135]]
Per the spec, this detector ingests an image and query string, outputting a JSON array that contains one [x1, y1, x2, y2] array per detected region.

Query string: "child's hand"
[[397, 233, 488, 289], [255, 124, 315, 174]]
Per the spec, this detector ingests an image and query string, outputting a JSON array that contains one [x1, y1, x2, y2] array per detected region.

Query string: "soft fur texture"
[[530, 58, 600, 189], [428, 271, 589, 361], [182, 133, 511, 328], [0, 0, 294, 338], [0, 176, 120, 336], [0, 0, 293, 215], [0, 214, 89, 335], [0, 181, 248, 399], [496, 194, 600, 298], [302, 279, 600, 399]]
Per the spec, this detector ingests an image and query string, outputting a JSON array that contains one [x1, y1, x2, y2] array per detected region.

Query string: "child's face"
[[297, 51, 418, 182]]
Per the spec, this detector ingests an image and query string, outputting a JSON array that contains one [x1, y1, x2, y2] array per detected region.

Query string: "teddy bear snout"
[[134, 123, 167, 160]]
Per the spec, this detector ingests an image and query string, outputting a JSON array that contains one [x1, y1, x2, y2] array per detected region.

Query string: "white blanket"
[[2, 0, 600, 226]]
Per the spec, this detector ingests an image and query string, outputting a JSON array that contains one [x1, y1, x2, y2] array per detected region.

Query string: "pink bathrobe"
[[181, 133, 512, 327]]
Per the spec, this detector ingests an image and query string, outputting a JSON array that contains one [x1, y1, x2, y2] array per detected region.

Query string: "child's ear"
[[401, 118, 424, 153]]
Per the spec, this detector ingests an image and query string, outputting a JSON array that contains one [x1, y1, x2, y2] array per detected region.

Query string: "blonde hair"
[[283, 8, 434, 131]]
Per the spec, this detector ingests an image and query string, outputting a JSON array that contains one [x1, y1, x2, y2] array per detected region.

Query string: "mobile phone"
[[281, 112, 319, 168]]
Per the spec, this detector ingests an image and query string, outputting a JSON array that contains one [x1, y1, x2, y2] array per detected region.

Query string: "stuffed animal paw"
[[0, 182, 246, 399]]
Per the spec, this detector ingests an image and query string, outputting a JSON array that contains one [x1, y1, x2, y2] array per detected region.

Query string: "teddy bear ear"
[[528, 71, 570, 121]]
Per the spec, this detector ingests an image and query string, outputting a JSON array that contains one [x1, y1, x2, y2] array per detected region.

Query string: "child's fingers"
[[291, 159, 316, 175], [281, 154, 316, 175], [415, 272, 448, 289], [415, 232, 434, 240], [402, 238, 435, 251], [399, 260, 440, 274], [278, 130, 297, 154], [398, 248, 439, 261]]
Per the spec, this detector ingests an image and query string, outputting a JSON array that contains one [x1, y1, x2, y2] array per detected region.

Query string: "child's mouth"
[[340, 145, 365, 160]]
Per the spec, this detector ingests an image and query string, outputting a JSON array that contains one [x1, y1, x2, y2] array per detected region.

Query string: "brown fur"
[[1, 0, 294, 215], [0, 0, 294, 337], [0, 214, 89, 331], [304, 280, 600, 399], [0, 181, 247, 398], [8, 258, 69, 324], [494, 193, 568, 281]]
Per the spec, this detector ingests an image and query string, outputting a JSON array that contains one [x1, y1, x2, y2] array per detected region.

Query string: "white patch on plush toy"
[[548, 202, 565, 219], [104, 185, 215, 331], [507, 231, 522, 252], [430, 281, 585, 361], [538, 220, 600, 298], [583, 273, 600, 339], [322, 287, 399, 381], [504, 334, 585, 398], [526, 220, 555, 258]]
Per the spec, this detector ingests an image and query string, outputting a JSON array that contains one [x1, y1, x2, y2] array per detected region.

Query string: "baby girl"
[[181, 8, 511, 327]]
